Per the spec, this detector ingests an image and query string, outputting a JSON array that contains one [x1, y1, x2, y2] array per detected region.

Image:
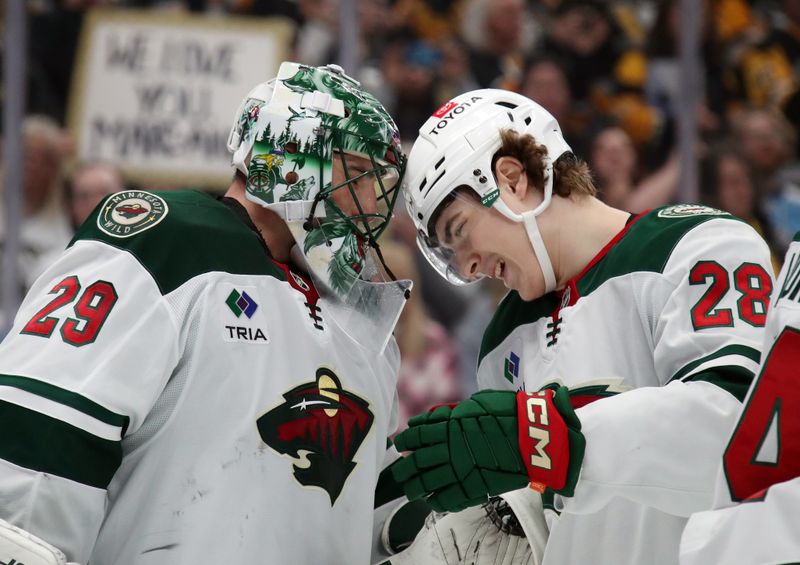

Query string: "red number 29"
[[21, 276, 118, 347]]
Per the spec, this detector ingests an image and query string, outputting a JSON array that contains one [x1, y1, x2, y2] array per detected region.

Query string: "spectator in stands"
[[373, 29, 477, 138], [780, 0, 800, 148], [734, 107, 800, 250], [543, 0, 662, 147], [433, 38, 480, 107], [379, 241, 462, 434], [294, 0, 402, 70], [721, 0, 798, 115], [19, 115, 73, 257], [66, 161, 124, 230], [379, 33, 442, 137], [589, 123, 680, 213], [459, 0, 538, 91], [0, 115, 72, 327], [645, 0, 723, 141], [521, 54, 590, 156], [393, 0, 464, 42], [521, 56, 571, 125], [702, 145, 781, 270]]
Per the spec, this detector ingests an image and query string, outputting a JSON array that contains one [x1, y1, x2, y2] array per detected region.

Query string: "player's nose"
[[454, 249, 481, 280], [354, 178, 378, 216]]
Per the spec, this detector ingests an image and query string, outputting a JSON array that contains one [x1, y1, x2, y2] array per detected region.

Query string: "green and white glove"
[[383, 498, 537, 565], [391, 387, 585, 512]]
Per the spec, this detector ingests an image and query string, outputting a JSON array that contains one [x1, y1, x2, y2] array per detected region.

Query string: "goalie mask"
[[228, 62, 410, 351], [403, 89, 571, 293]]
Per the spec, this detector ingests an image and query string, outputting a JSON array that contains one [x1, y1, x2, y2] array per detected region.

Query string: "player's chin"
[[516, 281, 543, 302]]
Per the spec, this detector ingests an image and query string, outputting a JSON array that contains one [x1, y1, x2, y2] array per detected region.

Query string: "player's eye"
[[454, 220, 466, 239]]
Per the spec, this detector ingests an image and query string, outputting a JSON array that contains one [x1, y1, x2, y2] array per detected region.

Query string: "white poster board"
[[68, 9, 293, 190]]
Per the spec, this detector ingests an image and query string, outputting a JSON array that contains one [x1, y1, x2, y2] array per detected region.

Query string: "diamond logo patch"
[[504, 351, 520, 383], [226, 289, 258, 318]]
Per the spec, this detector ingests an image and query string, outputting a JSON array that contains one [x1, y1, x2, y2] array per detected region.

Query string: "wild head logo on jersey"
[[98, 191, 168, 238], [115, 203, 148, 219], [257, 368, 373, 504], [657, 204, 728, 218]]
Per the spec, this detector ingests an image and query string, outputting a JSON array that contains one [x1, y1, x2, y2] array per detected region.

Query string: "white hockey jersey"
[[477, 205, 773, 565], [680, 233, 800, 565], [0, 190, 401, 564]]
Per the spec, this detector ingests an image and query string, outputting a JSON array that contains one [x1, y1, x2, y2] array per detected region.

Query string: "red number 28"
[[689, 261, 772, 330]]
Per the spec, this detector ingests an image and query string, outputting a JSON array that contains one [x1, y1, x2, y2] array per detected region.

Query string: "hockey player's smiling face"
[[433, 191, 546, 301]]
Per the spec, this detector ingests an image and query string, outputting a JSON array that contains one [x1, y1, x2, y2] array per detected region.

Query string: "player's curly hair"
[[494, 129, 596, 198]]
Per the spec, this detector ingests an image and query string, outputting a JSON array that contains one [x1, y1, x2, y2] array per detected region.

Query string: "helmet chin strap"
[[491, 159, 558, 294], [521, 211, 557, 293], [491, 199, 557, 293]]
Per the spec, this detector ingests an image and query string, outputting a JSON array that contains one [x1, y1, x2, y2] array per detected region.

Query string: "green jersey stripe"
[[0, 374, 128, 431], [0, 399, 121, 489], [0, 374, 130, 430], [680, 365, 754, 402], [669, 345, 761, 383], [479, 207, 744, 366]]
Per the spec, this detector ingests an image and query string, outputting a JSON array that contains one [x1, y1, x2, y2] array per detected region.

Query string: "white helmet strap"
[[491, 158, 557, 293], [522, 211, 557, 292]]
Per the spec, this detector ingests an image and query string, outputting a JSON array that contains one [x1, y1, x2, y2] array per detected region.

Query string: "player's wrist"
[[516, 386, 585, 497]]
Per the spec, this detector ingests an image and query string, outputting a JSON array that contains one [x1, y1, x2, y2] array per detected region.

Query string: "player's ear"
[[495, 156, 529, 202]]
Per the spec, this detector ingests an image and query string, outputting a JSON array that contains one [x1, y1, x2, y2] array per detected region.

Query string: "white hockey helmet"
[[227, 62, 405, 297], [404, 89, 571, 292]]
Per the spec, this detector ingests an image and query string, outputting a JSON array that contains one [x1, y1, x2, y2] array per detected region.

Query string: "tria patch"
[[220, 285, 269, 344], [657, 204, 729, 219], [257, 368, 373, 504], [97, 191, 168, 238]]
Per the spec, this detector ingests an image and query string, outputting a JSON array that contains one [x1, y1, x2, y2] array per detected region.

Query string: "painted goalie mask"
[[227, 62, 410, 351]]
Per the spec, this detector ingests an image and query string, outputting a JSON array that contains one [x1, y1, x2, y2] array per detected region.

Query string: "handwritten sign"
[[68, 9, 293, 189]]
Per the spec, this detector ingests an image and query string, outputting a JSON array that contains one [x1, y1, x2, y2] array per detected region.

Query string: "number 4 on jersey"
[[21, 276, 118, 346], [723, 328, 800, 501]]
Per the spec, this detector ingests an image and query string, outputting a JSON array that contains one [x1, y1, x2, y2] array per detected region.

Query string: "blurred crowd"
[[3, 0, 800, 432]]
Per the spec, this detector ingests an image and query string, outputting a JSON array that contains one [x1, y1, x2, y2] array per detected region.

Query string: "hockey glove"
[[391, 387, 584, 512]]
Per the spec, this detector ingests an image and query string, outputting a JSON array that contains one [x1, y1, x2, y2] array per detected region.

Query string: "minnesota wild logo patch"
[[657, 204, 728, 219], [97, 191, 168, 238]]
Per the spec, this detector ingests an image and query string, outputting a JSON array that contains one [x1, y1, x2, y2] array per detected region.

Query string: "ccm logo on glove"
[[516, 389, 581, 494], [523, 395, 552, 470]]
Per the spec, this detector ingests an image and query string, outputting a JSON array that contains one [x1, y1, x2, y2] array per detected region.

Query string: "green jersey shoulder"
[[480, 205, 743, 361], [72, 189, 285, 295]]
